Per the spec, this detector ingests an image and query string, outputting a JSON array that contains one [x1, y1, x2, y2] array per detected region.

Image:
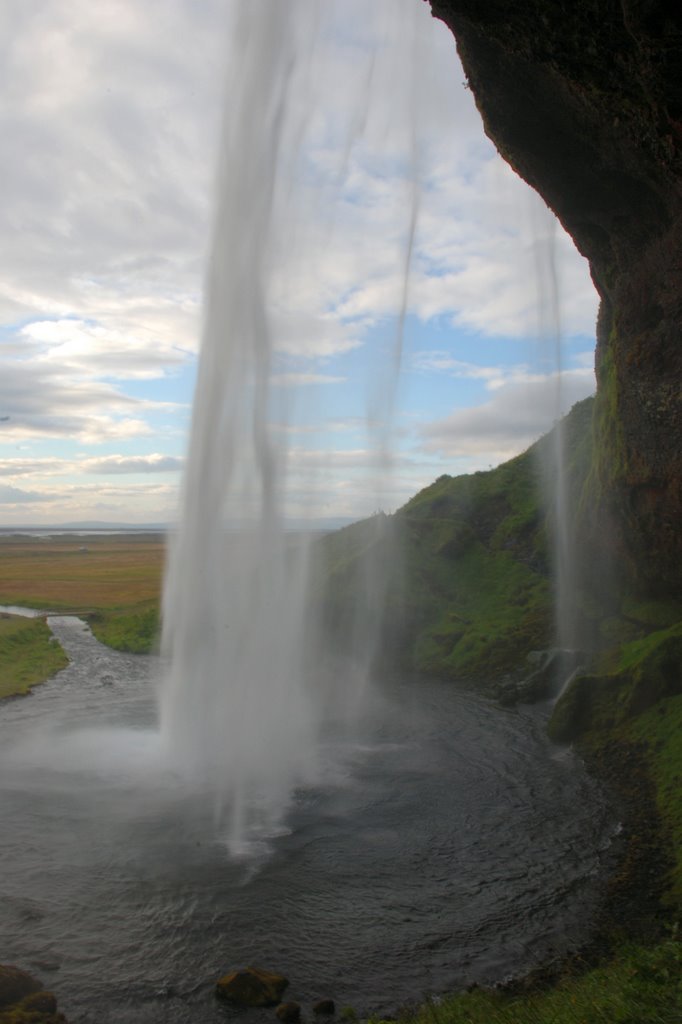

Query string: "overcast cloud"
[[0, 0, 599, 524]]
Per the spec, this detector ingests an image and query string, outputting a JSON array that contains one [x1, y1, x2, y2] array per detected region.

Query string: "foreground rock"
[[0, 964, 66, 1023], [215, 966, 289, 1006], [275, 1001, 301, 1022]]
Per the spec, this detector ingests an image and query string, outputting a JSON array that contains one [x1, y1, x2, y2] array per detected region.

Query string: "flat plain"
[[0, 533, 165, 612]]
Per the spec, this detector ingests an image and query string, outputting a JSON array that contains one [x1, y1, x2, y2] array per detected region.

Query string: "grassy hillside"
[[319, 398, 596, 688]]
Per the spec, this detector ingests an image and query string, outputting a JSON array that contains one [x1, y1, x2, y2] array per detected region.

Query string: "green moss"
[[629, 696, 682, 908], [549, 621, 682, 740], [549, 616, 682, 918], [0, 617, 68, 698]]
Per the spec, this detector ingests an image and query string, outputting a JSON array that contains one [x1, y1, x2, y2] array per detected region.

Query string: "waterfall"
[[531, 205, 581, 696], [160, 1, 426, 851]]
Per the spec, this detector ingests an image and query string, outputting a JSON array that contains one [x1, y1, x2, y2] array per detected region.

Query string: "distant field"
[[0, 534, 165, 612], [0, 536, 165, 697]]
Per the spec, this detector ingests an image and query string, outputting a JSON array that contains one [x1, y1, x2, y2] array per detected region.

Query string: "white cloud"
[[418, 369, 596, 461], [0, 1, 601, 522], [82, 454, 183, 474], [271, 373, 346, 388], [0, 458, 65, 477], [0, 484, 50, 505], [412, 351, 502, 382], [0, 358, 159, 443], [20, 319, 191, 380]]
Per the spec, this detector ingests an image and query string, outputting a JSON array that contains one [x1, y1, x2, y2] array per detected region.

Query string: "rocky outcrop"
[[429, 0, 682, 597]]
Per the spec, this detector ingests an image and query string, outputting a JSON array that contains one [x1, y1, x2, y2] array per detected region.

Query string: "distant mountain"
[[0, 517, 355, 534], [0, 521, 169, 533]]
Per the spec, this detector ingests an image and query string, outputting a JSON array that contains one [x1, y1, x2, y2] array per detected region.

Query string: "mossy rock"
[[0, 968, 42, 1010], [625, 633, 682, 716], [0, 967, 63, 1024], [548, 674, 604, 744], [215, 966, 289, 1006], [549, 623, 682, 743]]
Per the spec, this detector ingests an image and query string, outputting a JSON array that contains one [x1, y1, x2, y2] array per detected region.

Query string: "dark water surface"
[[0, 617, 616, 1022]]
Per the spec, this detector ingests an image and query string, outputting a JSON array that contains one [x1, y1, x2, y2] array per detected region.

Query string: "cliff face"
[[429, 0, 682, 596]]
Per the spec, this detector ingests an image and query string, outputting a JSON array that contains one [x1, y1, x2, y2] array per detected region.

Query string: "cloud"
[[20, 319, 191, 381], [0, 1, 601, 524], [269, 312, 363, 359], [0, 484, 50, 504], [411, 351, 502, 382], [82, 454, 183, 474], [271, 373, 346, 387], [0, 344, 186, 443], [418, 368, 596, 460], [0, 458, 65, 477], [0, 359, 155, 443]]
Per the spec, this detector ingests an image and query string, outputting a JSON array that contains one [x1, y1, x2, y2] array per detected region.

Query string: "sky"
[[0, 0, 599, 527]]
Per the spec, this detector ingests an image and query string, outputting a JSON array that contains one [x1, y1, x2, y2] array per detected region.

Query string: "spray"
[[160, 1, 429, 850]]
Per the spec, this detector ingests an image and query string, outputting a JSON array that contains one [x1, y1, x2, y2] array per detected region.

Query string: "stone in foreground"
[[215, 966, 289, 1006], [0, 965, 43, 1008], [276, 1000, 301, 1022], [313, 999, 336, 1015]]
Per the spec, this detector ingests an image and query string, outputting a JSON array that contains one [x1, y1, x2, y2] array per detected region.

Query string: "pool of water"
[[0, 616, 616, 1022]]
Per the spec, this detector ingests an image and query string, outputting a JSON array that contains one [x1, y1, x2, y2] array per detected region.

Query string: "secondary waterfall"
[[160, 1, 427, 849]]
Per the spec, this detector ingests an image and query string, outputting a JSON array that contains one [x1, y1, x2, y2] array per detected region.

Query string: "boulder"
[[17, 990, 58, 1015], [313, 999, 336, 1015], [0, 965, 43, 1008], [276, 1001, 301, 1022], [215, 966, 289, 1006]]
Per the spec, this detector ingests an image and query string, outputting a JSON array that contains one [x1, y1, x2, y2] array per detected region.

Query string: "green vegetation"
[[397, 448, 551, 680], [378, 939, 681, 1024], [319, 399, 597, 685], [87, 606, 160, 654], [0, 615, 69, 698], [550, 620, 682, 911], [0, 534, 164, 652]]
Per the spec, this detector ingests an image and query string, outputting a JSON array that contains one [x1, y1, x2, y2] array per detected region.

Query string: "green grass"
[[318, 424, 553, 682], [0, 616, 69, 698], [384, 940, 681, 1024], [87, 606, 160, 654]]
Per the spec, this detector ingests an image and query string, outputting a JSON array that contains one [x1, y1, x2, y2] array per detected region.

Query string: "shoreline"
[[499, 733, 674, 998]]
